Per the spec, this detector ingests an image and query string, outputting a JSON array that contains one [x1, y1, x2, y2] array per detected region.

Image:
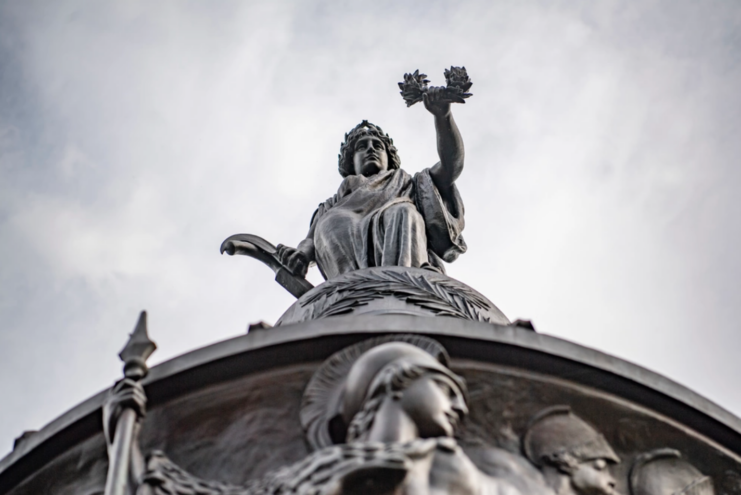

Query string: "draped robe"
[[309, 167, 467, 280]]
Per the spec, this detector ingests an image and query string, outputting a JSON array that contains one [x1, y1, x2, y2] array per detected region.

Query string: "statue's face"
[[569, 459, 617, 495], [399, 372, 468, 438], [353, 135, 389, 177]]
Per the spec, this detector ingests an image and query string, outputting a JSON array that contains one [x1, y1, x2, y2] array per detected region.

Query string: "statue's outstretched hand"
[[277, 244, 310, 278], [423, 87, 452, 117], [103, 378, 147, 446]]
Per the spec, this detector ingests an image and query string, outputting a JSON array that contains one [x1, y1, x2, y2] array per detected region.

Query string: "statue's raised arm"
[[400, 66, 472, 199]]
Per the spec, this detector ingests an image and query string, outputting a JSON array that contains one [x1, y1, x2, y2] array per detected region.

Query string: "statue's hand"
[[423, 87, 452, 117], [277, 244, 310, 278], [103, 378, 147, 446]]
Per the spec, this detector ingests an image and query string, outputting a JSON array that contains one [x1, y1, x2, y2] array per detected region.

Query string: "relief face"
[[523, 405, 620, 495]]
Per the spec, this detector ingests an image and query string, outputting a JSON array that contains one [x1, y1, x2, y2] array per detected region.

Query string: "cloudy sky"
[[1, 0, 740, 456]]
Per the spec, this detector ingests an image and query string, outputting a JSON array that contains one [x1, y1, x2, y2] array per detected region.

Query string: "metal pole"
[[104, 311, 156, 495]]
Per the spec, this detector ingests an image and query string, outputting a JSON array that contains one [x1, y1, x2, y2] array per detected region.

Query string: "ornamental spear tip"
[[118, 311, 157, 380]]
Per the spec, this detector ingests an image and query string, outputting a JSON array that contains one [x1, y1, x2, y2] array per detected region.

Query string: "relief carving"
[[100, 335, 723, 495]]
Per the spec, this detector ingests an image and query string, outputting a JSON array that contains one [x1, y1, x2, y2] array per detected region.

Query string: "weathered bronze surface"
[[2, 69, 738, 495]]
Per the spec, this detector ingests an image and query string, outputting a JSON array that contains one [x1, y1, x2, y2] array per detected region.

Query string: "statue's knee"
[[386, 203, 423, 224]]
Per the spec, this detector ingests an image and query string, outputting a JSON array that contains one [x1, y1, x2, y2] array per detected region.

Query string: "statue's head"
[[524, 406, 620, 495], [339, 342, 468, 442], [629, 449, 714, 495], [338, 121, 401, 178]]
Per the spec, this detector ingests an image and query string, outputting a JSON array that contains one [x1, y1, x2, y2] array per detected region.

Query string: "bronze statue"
[[222, 67, 474, 297]]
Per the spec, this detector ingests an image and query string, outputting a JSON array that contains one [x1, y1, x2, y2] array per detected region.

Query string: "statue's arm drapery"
[[299, 190, 343, 265], [414, 167, 467, 263]]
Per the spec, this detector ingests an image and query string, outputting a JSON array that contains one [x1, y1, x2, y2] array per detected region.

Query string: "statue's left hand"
[[423, 87, 452, 117]]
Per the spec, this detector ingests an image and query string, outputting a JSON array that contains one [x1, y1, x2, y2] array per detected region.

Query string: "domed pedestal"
[[276, 266, 510, 326]]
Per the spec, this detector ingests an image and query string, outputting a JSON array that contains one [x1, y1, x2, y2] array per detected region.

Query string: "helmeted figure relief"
[[103, 335, 536, 494], [523, 406, 620, 495], [629, 449, 714, 495]]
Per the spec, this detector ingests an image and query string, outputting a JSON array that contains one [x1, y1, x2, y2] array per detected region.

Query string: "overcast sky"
[[1, 0, 740, 456]]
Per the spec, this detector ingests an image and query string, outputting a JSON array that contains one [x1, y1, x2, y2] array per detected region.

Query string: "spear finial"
[[104, 311, 157, 495], [118, 311, 156, 380]]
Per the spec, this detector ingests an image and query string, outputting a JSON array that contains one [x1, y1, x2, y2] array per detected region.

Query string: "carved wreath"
[[294, 268, 498, 323]]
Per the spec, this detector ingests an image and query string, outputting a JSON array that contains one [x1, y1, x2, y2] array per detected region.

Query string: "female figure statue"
[[276, 87, 467, 280]]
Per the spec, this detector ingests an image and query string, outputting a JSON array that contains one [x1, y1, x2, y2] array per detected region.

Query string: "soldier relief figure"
[[523, 406, 620, 495]]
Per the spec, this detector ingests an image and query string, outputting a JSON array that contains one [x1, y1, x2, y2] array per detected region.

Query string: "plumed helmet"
[[338, 342, 466, 430], [523, 406, 620, 468], [300, 335, 458, 450], [629, 449, 714, 495]]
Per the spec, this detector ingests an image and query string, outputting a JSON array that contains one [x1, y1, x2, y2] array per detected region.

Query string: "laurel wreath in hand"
[[398, 66, 473, 107]]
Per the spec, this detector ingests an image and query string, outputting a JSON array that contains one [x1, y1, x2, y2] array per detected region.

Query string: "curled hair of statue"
[[337, 120, 401, 177], [300, 334, 449, 451]]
